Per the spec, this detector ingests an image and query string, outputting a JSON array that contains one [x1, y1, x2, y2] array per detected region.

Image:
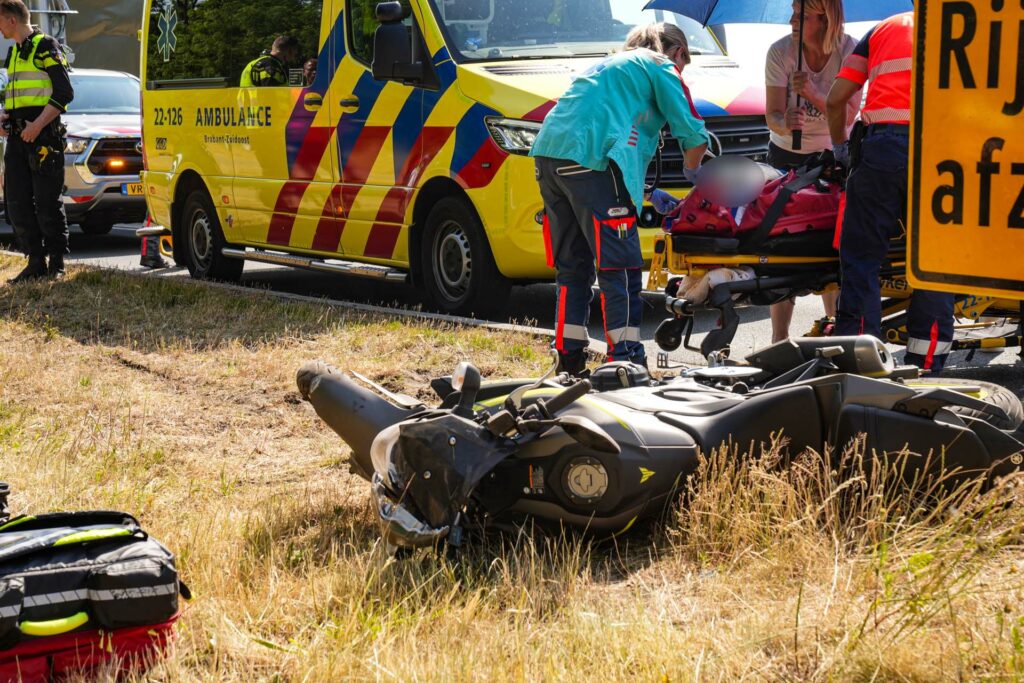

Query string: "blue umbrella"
[[641, 0, 913, 27], [644, 0, 914, 148]]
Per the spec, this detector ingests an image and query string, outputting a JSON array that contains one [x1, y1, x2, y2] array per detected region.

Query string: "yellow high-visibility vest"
[[4, 32, 63, 111]]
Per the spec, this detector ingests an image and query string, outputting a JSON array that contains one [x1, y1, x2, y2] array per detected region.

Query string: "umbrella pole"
[[793, 0, 806, 150]]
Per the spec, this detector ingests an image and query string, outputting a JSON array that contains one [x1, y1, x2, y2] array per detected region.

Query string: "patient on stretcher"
[[655, 157, 843, 306]]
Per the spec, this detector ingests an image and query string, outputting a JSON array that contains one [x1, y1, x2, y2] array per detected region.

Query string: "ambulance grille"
[[86, 137, 145, 176], [647, 115, 769, 188], [482, 65, 572, 76]]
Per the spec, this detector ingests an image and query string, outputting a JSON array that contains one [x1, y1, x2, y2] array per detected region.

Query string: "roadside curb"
[[0, 248, 611, 357]]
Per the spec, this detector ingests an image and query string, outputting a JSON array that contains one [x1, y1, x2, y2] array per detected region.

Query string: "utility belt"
[[3, 117, 67, 175], [3, 117, 66, 139], [848, 121, 910, 169], [864, 122, 909, 136]]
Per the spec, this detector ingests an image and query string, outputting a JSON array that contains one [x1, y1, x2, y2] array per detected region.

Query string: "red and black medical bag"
[[0, 502, 186, 682], [665, 165, 842, 245]]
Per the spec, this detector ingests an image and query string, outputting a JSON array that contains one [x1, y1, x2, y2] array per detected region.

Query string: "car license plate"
[[121, 182, 144, 196]]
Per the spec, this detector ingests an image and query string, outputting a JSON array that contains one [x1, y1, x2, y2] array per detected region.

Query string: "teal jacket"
[[530, 48, 709, 210]]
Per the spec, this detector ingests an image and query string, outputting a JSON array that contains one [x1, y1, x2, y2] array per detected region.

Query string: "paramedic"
[[240, 35, 298, 87], [826, 11, 954, 373], [531, 23, 708, 375], [764, 0, 859, 342], [0, 0, 74, 282]]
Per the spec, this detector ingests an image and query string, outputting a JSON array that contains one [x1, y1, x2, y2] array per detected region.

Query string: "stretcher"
[[646, 160, 1024, 360]]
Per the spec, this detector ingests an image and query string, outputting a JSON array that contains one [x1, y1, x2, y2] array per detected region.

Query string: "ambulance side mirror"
[[372, 2, 437, 89]]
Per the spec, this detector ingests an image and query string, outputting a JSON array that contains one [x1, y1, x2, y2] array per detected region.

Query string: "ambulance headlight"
[[64, 136, 89, 155], [485, 118, 541, 155]]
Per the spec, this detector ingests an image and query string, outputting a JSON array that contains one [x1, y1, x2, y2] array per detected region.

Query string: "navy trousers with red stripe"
[[535, 156, 646, 364], [835, 128, 954, 372]]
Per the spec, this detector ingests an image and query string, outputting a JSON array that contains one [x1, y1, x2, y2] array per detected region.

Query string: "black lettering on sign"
[[987, 1, 1003, 88], [940, 2, 978, 89], [932, 160, 964, 224], [1011, 163, 1024, 229], [1006, 15, 1024, 114], [977, 137, 1004, 226]]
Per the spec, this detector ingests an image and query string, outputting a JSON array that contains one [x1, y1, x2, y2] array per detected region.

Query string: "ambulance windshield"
[[430, 0, 723, 61]]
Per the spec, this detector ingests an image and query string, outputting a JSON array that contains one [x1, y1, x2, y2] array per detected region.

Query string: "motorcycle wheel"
[[905, 378, 1023, 431]]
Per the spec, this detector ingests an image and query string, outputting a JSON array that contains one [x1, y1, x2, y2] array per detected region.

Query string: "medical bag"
[[0, 504, 186, 682], [665, 165, 842, 242]]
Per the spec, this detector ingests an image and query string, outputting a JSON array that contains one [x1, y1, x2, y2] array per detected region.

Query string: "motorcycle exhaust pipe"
[[297, 361, 419, 480]]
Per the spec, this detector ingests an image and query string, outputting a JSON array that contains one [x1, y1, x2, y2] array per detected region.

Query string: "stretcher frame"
[[646, 232, 1024, 360]]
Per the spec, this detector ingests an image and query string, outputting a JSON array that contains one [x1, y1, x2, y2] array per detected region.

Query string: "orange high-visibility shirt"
[[837, 11, 914, 124]]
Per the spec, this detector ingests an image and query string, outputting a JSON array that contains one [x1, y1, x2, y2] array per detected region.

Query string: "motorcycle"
[[297, 335, 1024, 550]]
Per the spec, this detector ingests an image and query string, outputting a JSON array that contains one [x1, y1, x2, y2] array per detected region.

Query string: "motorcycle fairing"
[[382, 414, 517, 529]]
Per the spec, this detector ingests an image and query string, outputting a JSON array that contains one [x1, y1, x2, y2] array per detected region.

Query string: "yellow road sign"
[[909, 0, 1024, 300]]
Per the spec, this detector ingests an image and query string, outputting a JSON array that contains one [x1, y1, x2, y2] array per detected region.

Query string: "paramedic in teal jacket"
[[531, 23, 708, 375]]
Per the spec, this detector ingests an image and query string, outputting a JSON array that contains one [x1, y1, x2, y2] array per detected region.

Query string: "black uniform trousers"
[[4, 125, 69, 260], [835, 125, 955, 373]]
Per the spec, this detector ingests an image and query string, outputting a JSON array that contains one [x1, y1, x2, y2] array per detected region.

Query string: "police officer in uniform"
[[0, 0, 73, 282], [240, 35, 299, 87], [530, 23, 707, 375], [826, 11, 955, 373]]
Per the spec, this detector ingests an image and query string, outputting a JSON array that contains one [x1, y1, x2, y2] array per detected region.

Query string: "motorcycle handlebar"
[[540, 379, 592, 416]]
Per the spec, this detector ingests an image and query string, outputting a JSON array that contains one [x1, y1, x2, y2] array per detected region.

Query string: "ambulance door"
[[334, 0, 423, 264], [231, 0, 343, 253]]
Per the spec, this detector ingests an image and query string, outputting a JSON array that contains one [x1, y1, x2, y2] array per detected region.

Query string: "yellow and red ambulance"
[[140, 0, 766, 314]]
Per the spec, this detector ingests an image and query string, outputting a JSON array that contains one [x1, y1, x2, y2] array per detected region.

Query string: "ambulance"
[[141, 0, 767, 315]]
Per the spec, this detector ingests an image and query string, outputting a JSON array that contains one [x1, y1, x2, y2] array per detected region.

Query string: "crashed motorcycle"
[[297, 336, 1024, 550]]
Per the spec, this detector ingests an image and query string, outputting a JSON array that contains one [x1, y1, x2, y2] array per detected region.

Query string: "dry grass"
[[1, 255, 1023, 682]]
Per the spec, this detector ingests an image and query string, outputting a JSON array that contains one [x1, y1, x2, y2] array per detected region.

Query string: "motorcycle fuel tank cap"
[[563, 456, 609, 504]]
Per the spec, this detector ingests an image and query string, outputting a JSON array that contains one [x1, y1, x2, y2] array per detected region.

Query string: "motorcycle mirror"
[[557, 415, 620, 454], [452, 362, 482, 417], [451, 362, 480, 393], [507, 349, 560, 410]]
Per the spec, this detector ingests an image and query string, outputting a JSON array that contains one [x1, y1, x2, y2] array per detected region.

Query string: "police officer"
[[826, 11, 955, 373], [531, 23, 708, 375], [240, 35, 299, 87], [0, 0, 73, 282]]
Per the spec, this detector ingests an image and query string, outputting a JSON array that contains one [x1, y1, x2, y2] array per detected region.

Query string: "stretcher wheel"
[[655, 317, 684, 352]]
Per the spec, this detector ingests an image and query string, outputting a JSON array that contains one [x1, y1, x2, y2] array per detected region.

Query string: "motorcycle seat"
[[654, 385, 822, 458]]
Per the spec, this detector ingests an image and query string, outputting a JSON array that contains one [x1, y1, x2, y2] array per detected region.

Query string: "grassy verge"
[[0, 256, 1022, 681]]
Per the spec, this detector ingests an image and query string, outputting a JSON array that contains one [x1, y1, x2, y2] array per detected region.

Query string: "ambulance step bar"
[[221, 248, 409, 283]]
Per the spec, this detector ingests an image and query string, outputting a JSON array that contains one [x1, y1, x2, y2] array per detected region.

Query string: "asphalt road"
[[3, 222, 1021, 396]]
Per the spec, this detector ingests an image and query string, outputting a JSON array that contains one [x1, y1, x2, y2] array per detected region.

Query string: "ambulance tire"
[[181, 189, 243, 282], [422, 197, 509, 316]]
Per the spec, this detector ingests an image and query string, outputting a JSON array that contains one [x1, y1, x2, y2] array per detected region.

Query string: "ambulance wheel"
[[422, 197, 509, 316], [181, 189, 243, 282]]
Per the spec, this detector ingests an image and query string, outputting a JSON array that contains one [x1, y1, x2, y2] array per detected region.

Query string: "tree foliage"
[[147, 0, 322, 83]]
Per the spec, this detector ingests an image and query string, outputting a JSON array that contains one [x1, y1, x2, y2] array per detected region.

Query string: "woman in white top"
[[764, 0, 861, 341]]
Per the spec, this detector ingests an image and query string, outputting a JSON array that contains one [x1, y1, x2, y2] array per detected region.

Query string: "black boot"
[[8, 256, 47, 284], [140, 254, 169, 269], [140, 235, 169, 269], [556, 349, 589, 377], [46, 254, 66, 280]]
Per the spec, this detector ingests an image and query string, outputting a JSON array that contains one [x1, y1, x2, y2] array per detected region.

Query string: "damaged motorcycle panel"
[[382, 415, 517, 529]]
